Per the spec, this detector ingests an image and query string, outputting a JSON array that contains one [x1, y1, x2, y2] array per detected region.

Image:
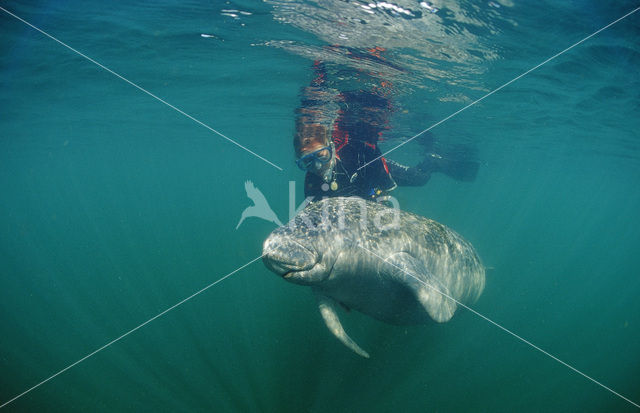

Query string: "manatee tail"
[[315, 293, 370, 358]]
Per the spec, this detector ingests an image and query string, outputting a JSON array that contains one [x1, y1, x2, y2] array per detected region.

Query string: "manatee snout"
[[262, 235, 318, 276]]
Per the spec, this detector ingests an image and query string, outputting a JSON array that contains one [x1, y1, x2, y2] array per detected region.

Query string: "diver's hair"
[[293, 117, 329, 156], [293, 85, 340, 157]]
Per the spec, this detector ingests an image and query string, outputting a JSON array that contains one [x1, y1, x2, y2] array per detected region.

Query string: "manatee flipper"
[[384, 252, 457, 322], [314, 292, 370, 358]]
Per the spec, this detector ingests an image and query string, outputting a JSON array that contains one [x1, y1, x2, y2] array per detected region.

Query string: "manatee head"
[[262, 201, 352, 285], [262, 233, 329, 285]]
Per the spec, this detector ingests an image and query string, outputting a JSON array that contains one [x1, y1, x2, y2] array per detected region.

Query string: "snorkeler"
[[294, 59, 478, 202]]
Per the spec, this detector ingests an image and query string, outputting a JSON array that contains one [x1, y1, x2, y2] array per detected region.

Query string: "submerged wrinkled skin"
[[262, 197, 485, 357]]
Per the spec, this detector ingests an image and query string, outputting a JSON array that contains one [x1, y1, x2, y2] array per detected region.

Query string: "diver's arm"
[[386, 159, 431, 187]]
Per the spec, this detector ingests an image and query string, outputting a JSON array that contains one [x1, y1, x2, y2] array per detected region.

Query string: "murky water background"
[[1, 1, 639, 411]]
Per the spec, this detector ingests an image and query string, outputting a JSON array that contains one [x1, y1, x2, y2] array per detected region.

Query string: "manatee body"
[[262, 197, 485, 357]]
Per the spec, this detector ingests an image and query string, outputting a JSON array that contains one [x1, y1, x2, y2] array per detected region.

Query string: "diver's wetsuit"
[[304, 151, 432, 201], [296, 56, 475, 202], [302, 89, 431, 202]]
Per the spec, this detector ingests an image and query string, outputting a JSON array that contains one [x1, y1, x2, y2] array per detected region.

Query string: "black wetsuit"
[[297, 56, 476, 202], [303, 90, 431, 202]]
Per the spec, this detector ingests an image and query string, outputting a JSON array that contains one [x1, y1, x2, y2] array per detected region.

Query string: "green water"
[[1, 1, 639, 411]]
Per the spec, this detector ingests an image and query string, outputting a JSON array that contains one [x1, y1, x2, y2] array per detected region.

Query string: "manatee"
[[262, 196, 485, 358]]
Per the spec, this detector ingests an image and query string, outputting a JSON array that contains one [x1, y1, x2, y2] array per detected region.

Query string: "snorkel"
[[318, 142, 336, 183]]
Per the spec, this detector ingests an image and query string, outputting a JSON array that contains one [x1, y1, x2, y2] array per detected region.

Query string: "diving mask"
[[296, 144, 334, 171]]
